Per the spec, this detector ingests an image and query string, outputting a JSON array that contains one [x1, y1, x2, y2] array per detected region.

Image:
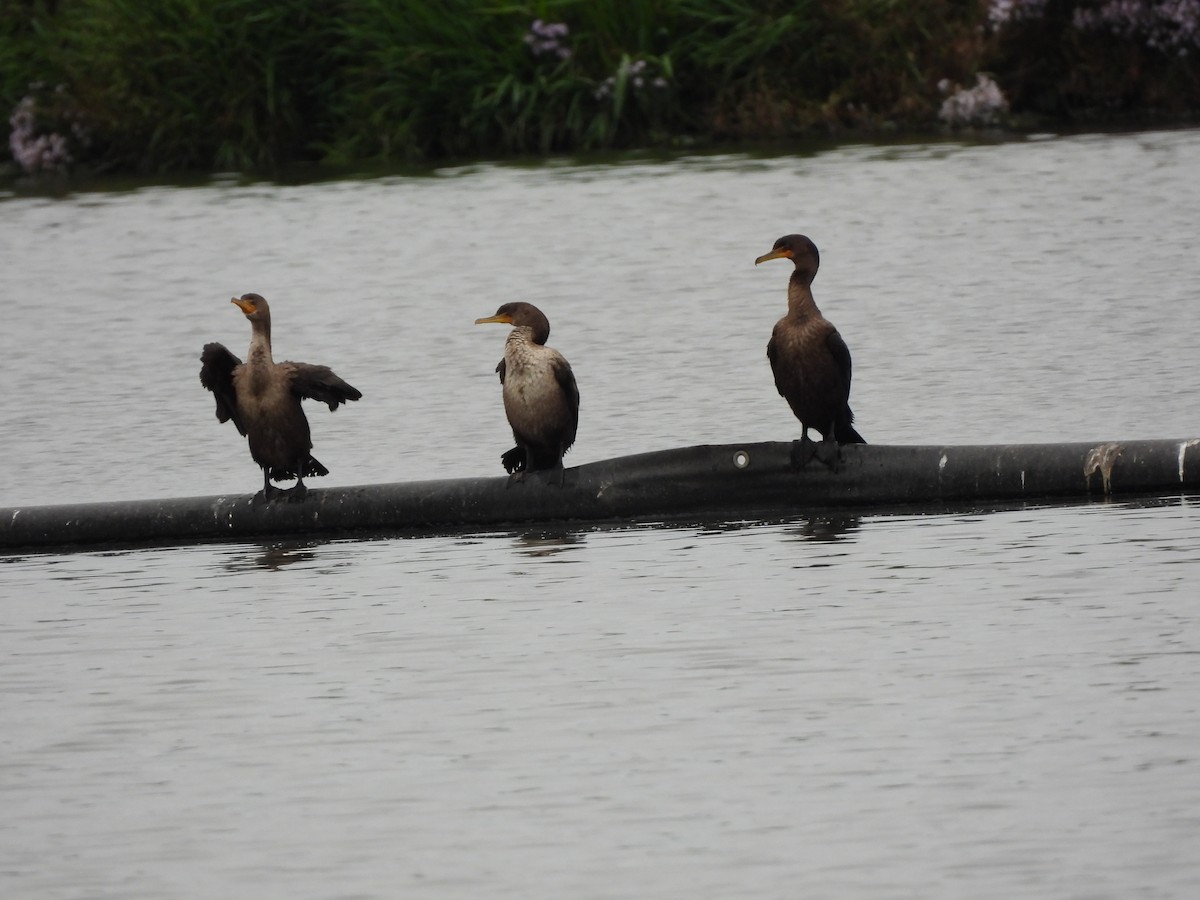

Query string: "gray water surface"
[[2, 130, 1199, 898], [2, 130, 1198, 504]]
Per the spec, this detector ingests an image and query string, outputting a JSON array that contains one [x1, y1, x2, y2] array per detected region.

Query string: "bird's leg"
[[287, 475, 308, 503], [790, 427, 818, 469], [255, 467, 280, 503], [813, 432, 843, 472]]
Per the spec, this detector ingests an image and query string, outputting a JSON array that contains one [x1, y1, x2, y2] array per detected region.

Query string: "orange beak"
[[754, 247, 794, 266]]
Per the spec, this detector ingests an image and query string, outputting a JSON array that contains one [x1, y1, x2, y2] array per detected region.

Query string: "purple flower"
[[938, 74, 1009, 126], [1074, 0, 1200, 54], [988, 0, 1048, 26], [525, 19, 572, 60], [594, 57, 672, 101], [7, 89, 84, 174]]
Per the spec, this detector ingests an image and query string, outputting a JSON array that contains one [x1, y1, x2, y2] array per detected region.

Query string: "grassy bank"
[[4, 0, 1200, 176]]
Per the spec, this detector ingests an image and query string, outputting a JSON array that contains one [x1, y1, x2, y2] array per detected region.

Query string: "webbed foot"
[[789, 436, 818, 469], [501, 446, 527, 475], [254, 484, 284, 505], [813, 436, 842, 472]]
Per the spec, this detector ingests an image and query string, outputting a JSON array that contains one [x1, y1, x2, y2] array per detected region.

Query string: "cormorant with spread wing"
[[199, 293, 361, 500]]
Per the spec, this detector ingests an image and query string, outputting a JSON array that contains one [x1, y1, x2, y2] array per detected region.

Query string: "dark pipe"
[[3, 439, 1198, 550]]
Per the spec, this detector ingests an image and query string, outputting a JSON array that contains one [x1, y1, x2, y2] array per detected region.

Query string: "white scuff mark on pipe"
[[938, 453, 948, 473], [1180, 439, 1200, 483], [1084, 442, 1123, 495], [1020, 470, 1026, 491]]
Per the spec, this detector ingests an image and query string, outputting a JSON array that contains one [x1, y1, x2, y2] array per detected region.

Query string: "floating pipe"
[[3, 439, 1198, 551]]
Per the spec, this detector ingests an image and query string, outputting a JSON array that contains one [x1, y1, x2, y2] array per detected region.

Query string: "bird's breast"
[[501, 345, 568, 431], [234, 367, 297, 423]]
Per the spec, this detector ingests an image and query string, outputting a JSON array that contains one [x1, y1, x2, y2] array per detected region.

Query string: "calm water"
[[2, 130, 1199, 898]]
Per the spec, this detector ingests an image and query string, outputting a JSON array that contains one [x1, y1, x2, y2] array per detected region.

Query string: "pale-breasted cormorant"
[[475, 301, 579, 476]]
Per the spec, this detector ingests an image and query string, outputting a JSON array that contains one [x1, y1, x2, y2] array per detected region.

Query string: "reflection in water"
[[223, 539, 322, 572], [510, 529, 586, 558], [786, 512, 863, 542], [691, 512, 862, 542]]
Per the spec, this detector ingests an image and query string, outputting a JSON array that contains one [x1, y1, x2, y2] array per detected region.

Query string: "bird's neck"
[[787, 272, 821, 319], [505, 326, 536, 350], [246, 321, 274, 366], [504, 327, 541, 369]]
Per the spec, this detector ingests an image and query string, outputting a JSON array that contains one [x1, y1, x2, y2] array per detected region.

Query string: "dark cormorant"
[[755, 234, 865, 467], [199, 293, 361, 500], [475, 301, 579, 476]]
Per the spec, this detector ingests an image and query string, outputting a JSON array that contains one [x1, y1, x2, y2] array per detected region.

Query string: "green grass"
[[3, 0, 1198, 176]]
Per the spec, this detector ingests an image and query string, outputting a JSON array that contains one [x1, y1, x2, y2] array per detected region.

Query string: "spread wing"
[[554, 357, 580, 451], [826, 329, 853, 392], [282, 362, 363, 411], [199, 342, 246, 435]]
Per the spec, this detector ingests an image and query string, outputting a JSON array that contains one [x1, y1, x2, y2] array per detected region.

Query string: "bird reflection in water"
[[511, 529, 585, 558], [787, 513, 862, 542], [697, 514, 861, 542], [225, 540, 322, 572]]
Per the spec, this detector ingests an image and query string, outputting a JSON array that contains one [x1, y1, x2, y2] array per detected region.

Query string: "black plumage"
[[199, 293, 361, 500], [755, 234, 865, 466]]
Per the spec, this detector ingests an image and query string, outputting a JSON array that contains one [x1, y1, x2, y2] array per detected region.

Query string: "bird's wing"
[[553, 356, 580, 450], [199, 342, 247, 435], [826, 328, 853, 390], [283, 362, 363, 411], [766, 330, 780, 367], [496, 358, 506, 384], [766, 327, 788, 398]]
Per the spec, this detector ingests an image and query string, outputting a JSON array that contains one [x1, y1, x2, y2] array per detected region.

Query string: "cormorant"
[[475, 301, 579, 477], [755, 234, 865, 467], [199, 293, 361, 500]]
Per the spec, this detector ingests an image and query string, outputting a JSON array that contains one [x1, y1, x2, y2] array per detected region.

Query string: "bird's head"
[[231, 292, 271, 323], [755, 234, 820, 284], [475, 301, 551, 344]]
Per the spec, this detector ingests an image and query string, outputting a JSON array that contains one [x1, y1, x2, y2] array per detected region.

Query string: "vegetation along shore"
[[4, 0, 1199, 178]]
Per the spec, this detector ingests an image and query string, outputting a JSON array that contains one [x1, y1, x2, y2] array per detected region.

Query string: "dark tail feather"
[[836, 413, 866, 445], [273, 457, 329, 481], [304, 456, 330, 477]]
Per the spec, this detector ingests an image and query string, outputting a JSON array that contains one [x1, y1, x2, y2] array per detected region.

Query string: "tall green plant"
[[48, 0, 340, 172], [1, 0, 70, 135], [328, 0, 690, 162]]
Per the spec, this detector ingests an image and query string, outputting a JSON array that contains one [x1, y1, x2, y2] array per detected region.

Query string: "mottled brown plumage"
[[756, 234, 865, 466], [199, 293, 361, 500], [475, 301, 579, 476]]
